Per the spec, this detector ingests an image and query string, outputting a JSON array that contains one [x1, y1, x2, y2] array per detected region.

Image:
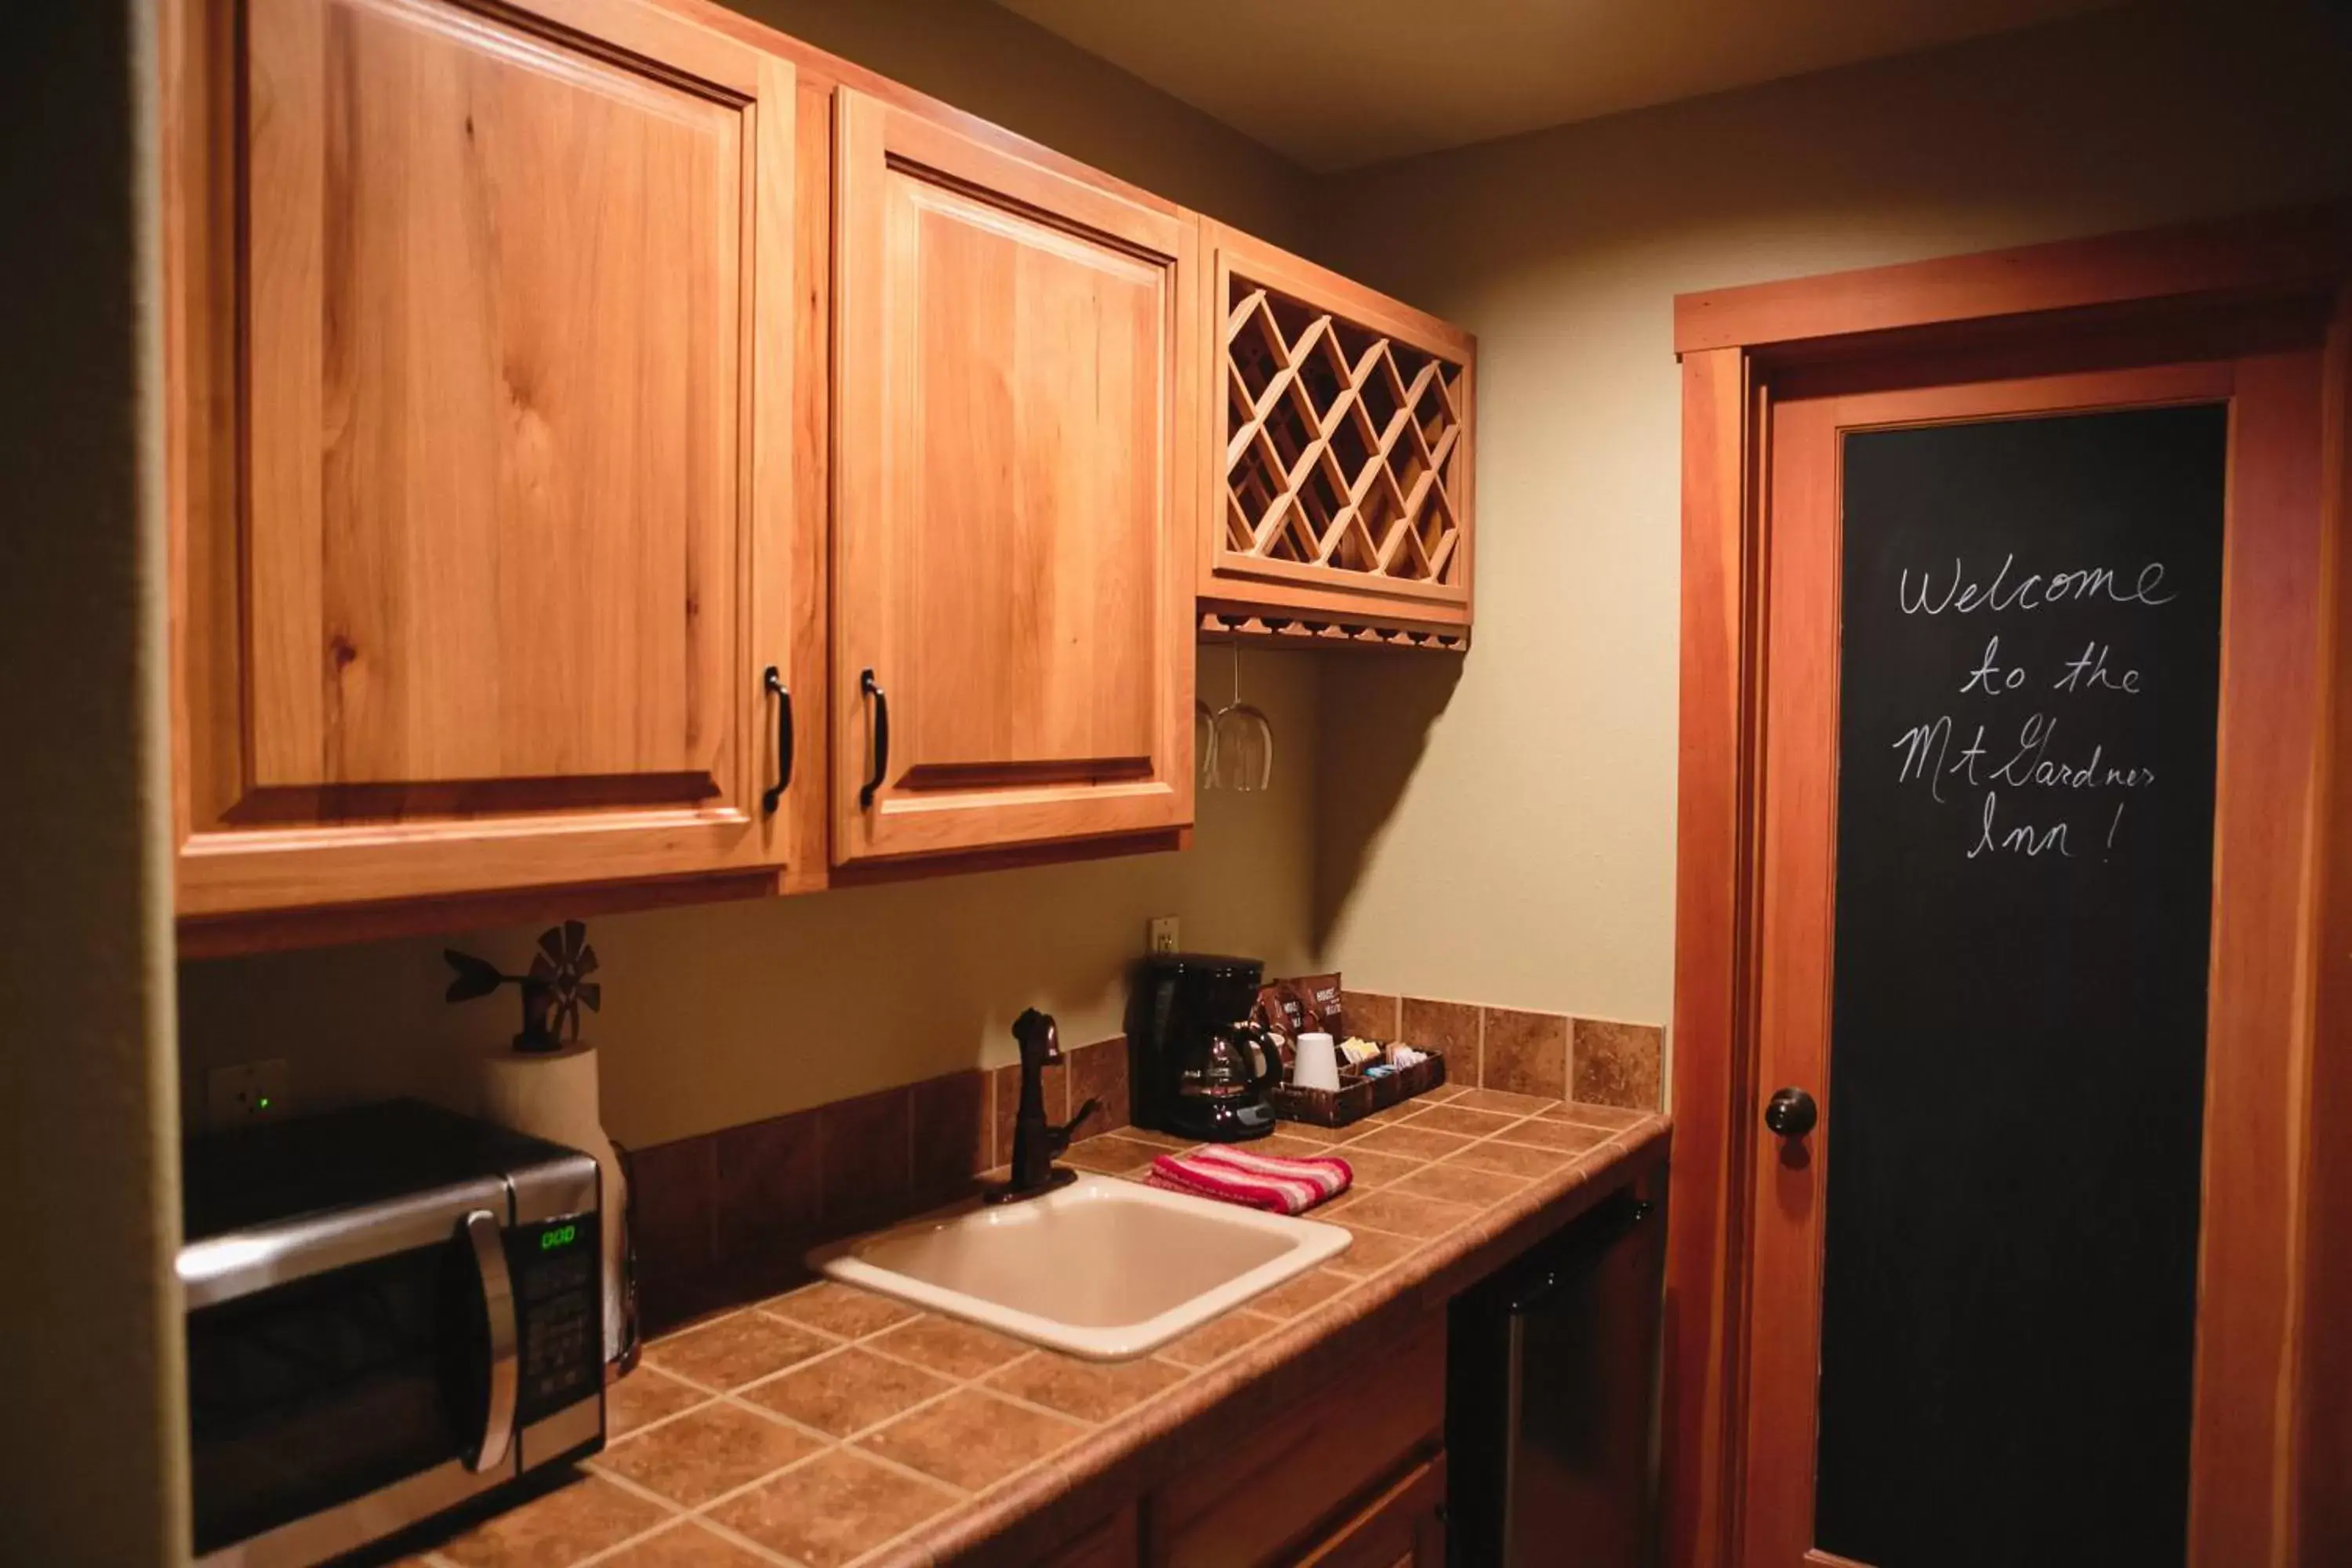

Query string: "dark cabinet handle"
[[1765, 1086, 1818, 1138], [859, 669, 889, 809], [761, 666, 792, 815]]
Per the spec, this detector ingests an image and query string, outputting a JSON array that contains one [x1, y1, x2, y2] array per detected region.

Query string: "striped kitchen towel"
[[1145, 1144, 1352, 1215]]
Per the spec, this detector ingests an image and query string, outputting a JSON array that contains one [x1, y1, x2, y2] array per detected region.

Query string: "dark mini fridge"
[[1447, 1183, 1667, 1567]]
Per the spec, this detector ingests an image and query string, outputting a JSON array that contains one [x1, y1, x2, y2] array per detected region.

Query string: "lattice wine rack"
[[1205, 231, 1475, 646]]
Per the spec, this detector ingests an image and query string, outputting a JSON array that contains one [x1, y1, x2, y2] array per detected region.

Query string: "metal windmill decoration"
[[445, 920, 601, 1053], [529, 920, 601, 1042]]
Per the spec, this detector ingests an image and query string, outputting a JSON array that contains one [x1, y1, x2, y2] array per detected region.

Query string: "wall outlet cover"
[[1148, 915, 1179, 954], [206, 1058, 293, 1131]]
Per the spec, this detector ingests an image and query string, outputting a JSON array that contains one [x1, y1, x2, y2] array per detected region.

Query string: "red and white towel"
[[1145, 1144, 1352, 1215]]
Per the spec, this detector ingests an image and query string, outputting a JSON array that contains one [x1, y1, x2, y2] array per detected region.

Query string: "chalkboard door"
[[1739, 358, 2329, 1568]]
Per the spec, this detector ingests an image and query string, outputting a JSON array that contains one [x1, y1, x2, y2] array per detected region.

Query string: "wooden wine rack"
[[1200, 220, 1475, 644]]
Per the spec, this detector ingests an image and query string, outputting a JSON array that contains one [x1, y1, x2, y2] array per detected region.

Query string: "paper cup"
[[1292, 1031, 1342, 1092]]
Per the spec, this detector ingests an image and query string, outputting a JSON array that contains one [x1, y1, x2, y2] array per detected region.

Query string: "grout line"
[[717, 1390, 844, 1450], [574, 1462, 690, 1518], [604, 1389, 724, 1447], [565, 1514, 710, 1568], [691, 1512, 814, 1568], [631, 1363, 736, 1400], [831, 1436, 982, 1499], [677, 1445, 862, 1520], [853, 1328, 1032, 1388], [963, 1378, 1112, 1430], [749, 1304, 850, 1342], [827, 1378, 969, 1445]]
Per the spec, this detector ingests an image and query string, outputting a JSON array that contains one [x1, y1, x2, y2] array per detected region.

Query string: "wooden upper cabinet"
[[168, 0, 802, 920], [830, 88, 1196, 865], [1199, 220, 1475, 645]]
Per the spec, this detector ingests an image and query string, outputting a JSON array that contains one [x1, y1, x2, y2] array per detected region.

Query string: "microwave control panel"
[[506, 1214, 601, 1425]]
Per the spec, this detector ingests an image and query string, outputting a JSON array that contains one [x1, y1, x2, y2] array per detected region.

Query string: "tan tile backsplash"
[[1480, 1006, 1570, 1098], [633, 1038, 1131, 1331], [906, 1071, 988, 1200], [1573, 1017, 1667, 1110], [713, 1112, 818, 1261], [1065, 1034, 1131, 1134], [1338, 989, 1401, 1037], [815, 1091, 913, 1237], [1384, 991, 1664, 1120], [626, 997, 1650, 1335], [1398, 996, 1480, 1074]]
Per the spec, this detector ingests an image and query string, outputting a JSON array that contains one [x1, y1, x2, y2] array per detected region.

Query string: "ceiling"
[[989, 0, 2123, 171]]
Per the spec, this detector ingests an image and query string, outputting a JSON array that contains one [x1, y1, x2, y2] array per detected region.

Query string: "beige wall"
[[720, 0, 1315, 249], [180, 646, 1318, 1152], [1306, 2, 2352, 1062], [0, 0, 190, 1559]]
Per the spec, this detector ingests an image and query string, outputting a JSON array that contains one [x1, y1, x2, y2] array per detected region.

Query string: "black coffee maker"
[[1127, 953, 1283, 1142]]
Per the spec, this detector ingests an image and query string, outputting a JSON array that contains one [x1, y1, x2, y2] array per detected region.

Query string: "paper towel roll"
[[474, 1044, 630, 1368]]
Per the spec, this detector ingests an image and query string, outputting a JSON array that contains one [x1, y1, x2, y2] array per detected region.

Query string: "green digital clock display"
[[539, 1223, 579, 1252]]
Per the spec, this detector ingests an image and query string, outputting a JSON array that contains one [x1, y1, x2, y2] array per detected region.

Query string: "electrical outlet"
[[1148, 915, 1180, 954], [206, 1059, 292, 1131]]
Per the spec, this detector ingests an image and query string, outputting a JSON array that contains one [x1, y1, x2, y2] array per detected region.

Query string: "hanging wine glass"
[[1210, 641, 1274, 793], [1195, 695, 1219, 791]]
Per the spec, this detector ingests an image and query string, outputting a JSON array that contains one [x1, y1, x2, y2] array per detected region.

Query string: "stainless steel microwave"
[[179, 1101, 605, 1566]]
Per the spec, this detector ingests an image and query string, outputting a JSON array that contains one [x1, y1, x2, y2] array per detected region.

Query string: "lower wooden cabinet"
[[1294, 1453, 1447, 1568], [1142, 1312, 1446, 1568], [1042, 1504, 1142, 1568]]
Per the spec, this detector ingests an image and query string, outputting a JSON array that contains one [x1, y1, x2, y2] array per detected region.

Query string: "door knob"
[[1764, 1087, 1817, 1138]]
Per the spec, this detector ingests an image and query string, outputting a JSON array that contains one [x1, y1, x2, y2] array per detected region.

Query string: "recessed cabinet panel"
[[170, 0, 800, 919], [892, 178, 1162, 778], [244, 0, 744, 794], [833, 89, 1193, 864]]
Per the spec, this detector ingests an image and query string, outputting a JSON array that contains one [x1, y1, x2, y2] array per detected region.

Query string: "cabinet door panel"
[[833, 89, 1193, 863], [246, 0, 744, 793], [1145, 1312, 1444, 1568], [172, 0, 800, 917], [1294, 1454, 1447, 1568]]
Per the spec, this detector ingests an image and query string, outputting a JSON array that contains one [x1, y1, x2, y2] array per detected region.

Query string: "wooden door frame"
[[1665, 202, 2352, 1568]]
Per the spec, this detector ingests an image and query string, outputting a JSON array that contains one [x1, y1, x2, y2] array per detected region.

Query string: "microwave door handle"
[[463, 1209, 520, 1473]]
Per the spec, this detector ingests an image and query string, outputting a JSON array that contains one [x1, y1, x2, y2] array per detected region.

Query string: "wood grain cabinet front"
[[1293, 1453, 1448, 1568], [829, 86, 1196, 866], [164, 0, 804, 927], [1198, 220, 1475, 646], [1143, 1312, 1446, 1568]]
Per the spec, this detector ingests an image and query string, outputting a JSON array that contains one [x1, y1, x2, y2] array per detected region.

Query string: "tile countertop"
[[394, 1087, 1670, 1568]]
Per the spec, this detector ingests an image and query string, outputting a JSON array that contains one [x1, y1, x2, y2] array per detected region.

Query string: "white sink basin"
[[813, 1174, 1351, 1360]]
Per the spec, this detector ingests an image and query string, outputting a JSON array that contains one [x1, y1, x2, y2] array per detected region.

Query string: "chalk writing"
[[1886, 559, 2171, 862]]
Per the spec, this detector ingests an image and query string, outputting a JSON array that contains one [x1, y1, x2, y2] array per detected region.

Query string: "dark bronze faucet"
[[985, 1008, 1099, 1204]]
